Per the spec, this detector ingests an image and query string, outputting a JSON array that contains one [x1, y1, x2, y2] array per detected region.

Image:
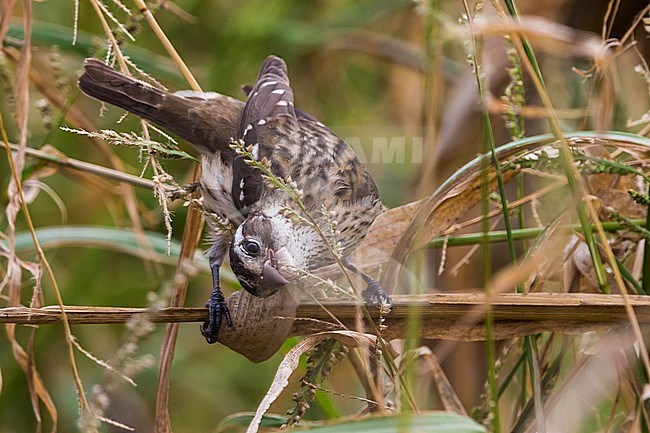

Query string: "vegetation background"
[[2, 0, 650, 432]]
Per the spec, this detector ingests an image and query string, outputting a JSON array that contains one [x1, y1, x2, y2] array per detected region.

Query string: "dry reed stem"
[[7, 142, 168, 191], [131, 0, 201, 91], [3, 5, 83, 426], [118, 3, 204, 429], [2, 293, 649, 340]]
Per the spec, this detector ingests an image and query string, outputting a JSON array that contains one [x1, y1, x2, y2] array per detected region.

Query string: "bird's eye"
[[242, 240, 261, 256]]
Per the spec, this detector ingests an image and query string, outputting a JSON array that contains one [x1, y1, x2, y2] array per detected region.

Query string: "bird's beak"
[[261, 264, 290, 290], [260, 247, 297, 293]]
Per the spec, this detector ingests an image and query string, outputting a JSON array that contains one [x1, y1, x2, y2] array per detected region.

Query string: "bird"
[[78, 55, 390, 344]]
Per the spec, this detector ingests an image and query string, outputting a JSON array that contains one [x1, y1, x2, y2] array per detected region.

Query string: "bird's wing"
[[232, 56, 380, 222], [232, 55, 297, 213], [256, 116, 381, 211]]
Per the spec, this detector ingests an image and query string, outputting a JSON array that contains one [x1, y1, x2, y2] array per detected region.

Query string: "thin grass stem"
[[503, 0, 609, 292], [1, 114, 97, 429], [480, 87, 501, 433], [643, 200, 650, 292], [524, 336, 545, 433]]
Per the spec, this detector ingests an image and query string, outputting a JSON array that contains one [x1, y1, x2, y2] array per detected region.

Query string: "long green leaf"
[[5, 225, 241, 282], [216, 412, 485, 433], [292, 412, 485, 433], [7, 225, 194, 261]]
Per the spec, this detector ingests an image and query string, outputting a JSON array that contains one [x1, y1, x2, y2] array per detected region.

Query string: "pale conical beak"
[[261, 263, 290, 290], [260, 247, 297, 293]]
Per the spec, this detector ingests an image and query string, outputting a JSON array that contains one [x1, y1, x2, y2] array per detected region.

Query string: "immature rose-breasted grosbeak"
[[79, 56, 389, 344]]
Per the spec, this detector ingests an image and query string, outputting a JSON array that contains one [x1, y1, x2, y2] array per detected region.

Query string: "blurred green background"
[[1, 1, 431, 432], [3, 0, 650, 432]]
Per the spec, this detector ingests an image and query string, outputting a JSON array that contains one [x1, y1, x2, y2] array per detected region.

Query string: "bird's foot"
[[201, 287, 233, 344], [361, 280, 392, 307]]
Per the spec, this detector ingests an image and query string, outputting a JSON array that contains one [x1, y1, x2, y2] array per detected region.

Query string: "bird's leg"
[[342, 258, 391, 305], [201, 236, 233, 344]]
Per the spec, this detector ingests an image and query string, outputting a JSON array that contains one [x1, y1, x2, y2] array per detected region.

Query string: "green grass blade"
[[427, 220, 646, 248], [293, 413, 486, 433]]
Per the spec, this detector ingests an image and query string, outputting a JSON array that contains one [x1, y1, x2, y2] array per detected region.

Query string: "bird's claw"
[[361, 280, 391, 307], [201, 288, 233, 344]]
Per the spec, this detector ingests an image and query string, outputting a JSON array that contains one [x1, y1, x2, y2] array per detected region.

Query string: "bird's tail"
[[78, 59, 243, 154], [79, 59, 169, 120]]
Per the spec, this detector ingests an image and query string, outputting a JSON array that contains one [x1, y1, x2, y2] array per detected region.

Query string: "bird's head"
[[229, 213, 297, 297]]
